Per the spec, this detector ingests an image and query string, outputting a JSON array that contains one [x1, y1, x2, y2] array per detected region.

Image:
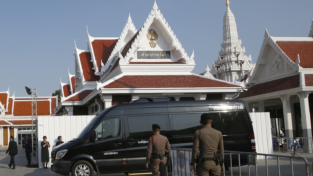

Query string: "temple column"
[[297, 92, 312, 153], [100, 95, 113, 109], [280, 95, 293, 138]]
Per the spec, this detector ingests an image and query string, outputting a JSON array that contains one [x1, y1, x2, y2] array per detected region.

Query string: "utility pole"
[[25, 87, 38, 165]]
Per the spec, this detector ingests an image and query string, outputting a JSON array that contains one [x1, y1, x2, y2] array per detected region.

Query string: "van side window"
[[128, 115, 169, 139], [94, 118, 120, 141], [170, 114, 202, 137]]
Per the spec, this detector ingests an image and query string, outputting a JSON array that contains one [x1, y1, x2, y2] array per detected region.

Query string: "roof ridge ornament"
[[226, 0, 230, 6]]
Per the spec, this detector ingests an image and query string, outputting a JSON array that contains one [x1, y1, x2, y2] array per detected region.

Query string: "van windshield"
[[77, 108, 110, 139]]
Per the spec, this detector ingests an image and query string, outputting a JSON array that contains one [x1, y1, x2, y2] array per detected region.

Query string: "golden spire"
[[226, 0, 230, 6]]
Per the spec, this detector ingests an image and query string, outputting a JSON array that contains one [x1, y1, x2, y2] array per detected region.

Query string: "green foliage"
[[52, 89, 61, 104]]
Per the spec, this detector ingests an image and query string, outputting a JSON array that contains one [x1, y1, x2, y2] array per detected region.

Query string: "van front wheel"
[[71, 160, 94, 176]]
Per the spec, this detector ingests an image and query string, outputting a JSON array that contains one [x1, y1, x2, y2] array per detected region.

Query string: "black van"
[[51, 99, 255, 176]]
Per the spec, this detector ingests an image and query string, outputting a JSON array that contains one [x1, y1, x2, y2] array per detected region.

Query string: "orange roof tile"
[[63, 85, 71, 97], [65, 90, 93, 102], [51, 98, 57, 115], [9, 120, 33, 125], [13, 101, 50, 116], [79, 52, 99, 81], [0, 120, 9, 125], [0, 93, 8, 109], [5, 98, 13, 115], [92, 39, 117, 70], [276, 41, 313, 68], [71, 76, 76, 92]]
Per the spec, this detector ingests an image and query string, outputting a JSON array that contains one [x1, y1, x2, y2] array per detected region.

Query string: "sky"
[[0, 0, 312, 97]]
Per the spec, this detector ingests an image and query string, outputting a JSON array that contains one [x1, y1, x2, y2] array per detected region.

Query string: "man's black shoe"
[[8, 164, 11, 168]]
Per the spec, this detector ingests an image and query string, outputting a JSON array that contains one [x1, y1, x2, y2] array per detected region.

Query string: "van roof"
[[112, 99, 246, 109]]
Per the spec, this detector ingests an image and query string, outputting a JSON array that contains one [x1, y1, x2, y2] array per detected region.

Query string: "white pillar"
[[258, 100, 265, 112], [195, 94, 206, 100], [280, 95, 293, 138], [65, 106, 73, 116], [297, 92, 312, 153], [131, 95, 140, 102], [100, 95, 112, 109]]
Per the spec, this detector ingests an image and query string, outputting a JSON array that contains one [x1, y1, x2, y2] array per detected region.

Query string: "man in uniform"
[[191, 113, 224, 176], [146, 124, 171, 176], [23, 134, 32, 166]]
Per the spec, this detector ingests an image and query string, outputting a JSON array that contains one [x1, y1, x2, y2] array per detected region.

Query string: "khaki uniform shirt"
[[191, 126, 224, 166], [146, 133, 171, 163]]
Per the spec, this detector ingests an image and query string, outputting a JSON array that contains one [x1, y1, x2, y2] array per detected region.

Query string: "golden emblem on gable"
[[146, 29, 158, 48]]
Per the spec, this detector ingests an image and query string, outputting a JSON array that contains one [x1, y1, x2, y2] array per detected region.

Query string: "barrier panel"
[[172, 148, 311, 176], [37, 115, 94, 168]]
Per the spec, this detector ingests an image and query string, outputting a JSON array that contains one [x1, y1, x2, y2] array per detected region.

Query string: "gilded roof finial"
[[226, 0, 230, 6]]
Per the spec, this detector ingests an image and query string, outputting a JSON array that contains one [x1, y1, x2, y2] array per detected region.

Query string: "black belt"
[[202, 157, 214, 161]]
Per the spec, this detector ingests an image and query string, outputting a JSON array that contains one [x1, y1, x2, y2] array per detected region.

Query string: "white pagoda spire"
[[208, 0, 254, 84]]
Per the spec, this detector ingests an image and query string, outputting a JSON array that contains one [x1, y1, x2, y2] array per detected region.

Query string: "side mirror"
[[91, 131, 98, 143]]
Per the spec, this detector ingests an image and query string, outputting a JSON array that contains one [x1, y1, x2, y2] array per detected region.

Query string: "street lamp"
[[25, 86, 38, 166]]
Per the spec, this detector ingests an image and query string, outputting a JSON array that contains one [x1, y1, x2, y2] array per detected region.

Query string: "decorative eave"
[[5, 87, 9, 111], [0, 101, 4, 114], [249, 29, 301, 84], [100, 14, 138, 74], [86, 26, 100, 74], [120, 1, 195, 65], [73, 41, 86, 82], [68, 69, 75, 94]]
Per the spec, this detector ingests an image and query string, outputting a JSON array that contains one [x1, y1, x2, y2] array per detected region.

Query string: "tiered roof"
[[0, 89, 57, 116], [56, 1, 243, 112]]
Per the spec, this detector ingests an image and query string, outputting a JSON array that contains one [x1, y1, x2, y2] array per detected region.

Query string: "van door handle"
[[114, 143, 122, 146]]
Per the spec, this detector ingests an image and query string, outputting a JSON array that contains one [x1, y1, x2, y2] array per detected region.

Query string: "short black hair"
[[152, 124, 161, 132], [10, 136, 14, 140], [201, 113, 213, 125], [43, 136, 47, 139], [58, 136, 62, 140]]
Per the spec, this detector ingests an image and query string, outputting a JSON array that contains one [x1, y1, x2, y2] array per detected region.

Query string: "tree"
[[52, 89, 61, 104]]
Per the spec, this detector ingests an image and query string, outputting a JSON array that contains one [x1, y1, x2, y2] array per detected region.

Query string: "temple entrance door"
[[3, 127, 8, 146], [294, 103, 303, 137]]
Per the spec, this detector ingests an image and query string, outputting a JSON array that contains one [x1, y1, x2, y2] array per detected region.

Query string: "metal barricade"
[[171, 148, 311, 176]]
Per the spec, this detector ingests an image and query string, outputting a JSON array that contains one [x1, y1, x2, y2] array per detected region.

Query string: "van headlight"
[[56, 149, 68, 160]]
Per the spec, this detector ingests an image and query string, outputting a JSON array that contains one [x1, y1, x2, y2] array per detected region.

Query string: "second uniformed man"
[[191, 113, 224, 176], [146, 124, 171, 176]]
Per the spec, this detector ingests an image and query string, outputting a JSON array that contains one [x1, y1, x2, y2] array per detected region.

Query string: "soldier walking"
[[191, 113, 224, 176], [146, 124, 171, 176]]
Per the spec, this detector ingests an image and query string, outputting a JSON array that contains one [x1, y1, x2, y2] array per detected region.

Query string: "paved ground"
[[1, 146, 313, 176]]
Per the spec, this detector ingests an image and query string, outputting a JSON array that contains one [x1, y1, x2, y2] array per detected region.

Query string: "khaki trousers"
[[149, 157, 168, 176], [197, 161, 221, 176]]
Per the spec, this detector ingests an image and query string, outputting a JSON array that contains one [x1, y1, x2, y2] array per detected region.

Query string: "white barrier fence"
[[250, 112, 274, 159], [37, 115, 94, 168], [171, 149, 195, 176]]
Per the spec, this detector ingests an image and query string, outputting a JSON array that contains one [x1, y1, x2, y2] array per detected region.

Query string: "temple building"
[[207, 0, 255, 85], [0, 88, 57, 146], [237, 20, 313, 152], [55, 1, 243, 116]]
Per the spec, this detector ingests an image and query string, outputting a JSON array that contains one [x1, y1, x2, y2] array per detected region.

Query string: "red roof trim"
[[79, 52, 99, 81], [63, 85, 71, 98], [92, 39, 118, 70], [9, 120, 33, 125], [65, 90, 94, 102], [237, 75, 300, 99], [71, 76, 76, 92], [13, 101, 50, 116], [104, 75, 240, 88], [276, 41, 313, 68], [0, 93, 8, 109], [0, 120, 10, 125]]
